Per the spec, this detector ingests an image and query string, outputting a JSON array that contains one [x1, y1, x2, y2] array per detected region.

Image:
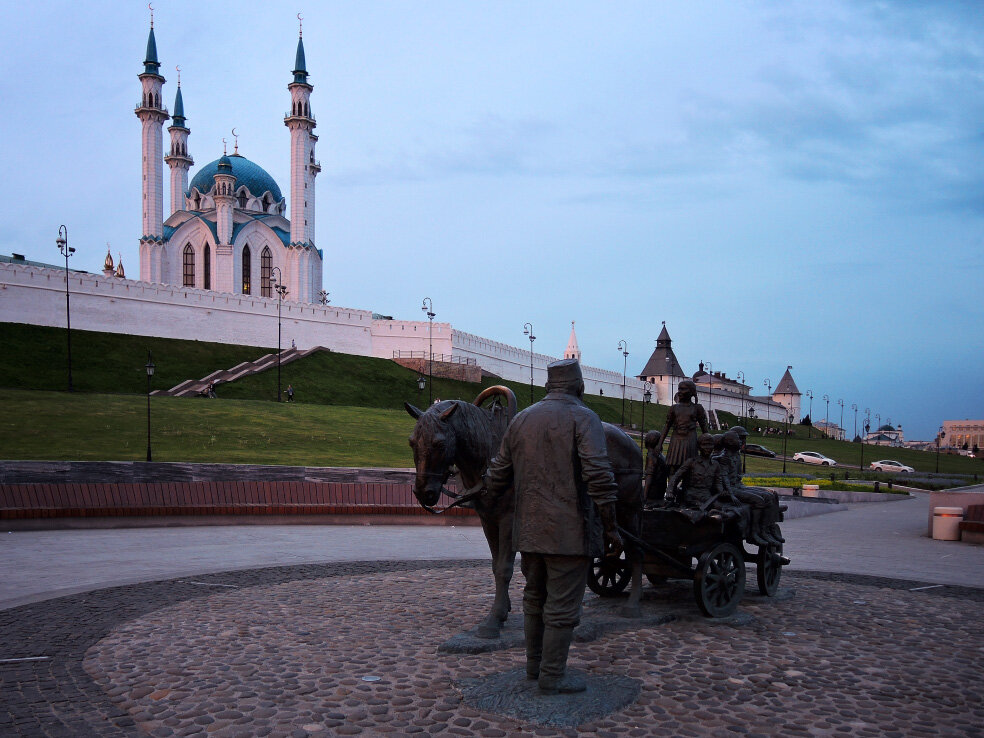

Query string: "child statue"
[[643, 431, 669, 503], [659, 379, 709, 499]]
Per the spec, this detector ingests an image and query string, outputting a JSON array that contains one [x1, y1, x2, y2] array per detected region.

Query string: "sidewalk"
[[1, 490, 980, 611]]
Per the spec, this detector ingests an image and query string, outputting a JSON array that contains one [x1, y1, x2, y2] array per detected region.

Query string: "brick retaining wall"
[[0, 461, 476, 527]]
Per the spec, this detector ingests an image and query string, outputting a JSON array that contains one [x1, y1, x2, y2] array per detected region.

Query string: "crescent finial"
[[149, 3, 154, 28], [222, 137, 227, 156], [297, 13, 303, 37], [231, 128, 239, 154], [175, 65, 181, 85]]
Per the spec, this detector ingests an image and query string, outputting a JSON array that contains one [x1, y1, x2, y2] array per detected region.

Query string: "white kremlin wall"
[[0, 261, 790, 421]]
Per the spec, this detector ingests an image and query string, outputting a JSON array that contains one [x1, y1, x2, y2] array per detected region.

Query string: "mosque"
[[134, 16, 322, 304], [0, 14, 800, 422]]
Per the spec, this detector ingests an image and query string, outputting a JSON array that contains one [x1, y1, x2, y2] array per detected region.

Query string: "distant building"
[[864, 424, 905, 447], [943, 420, 984, 452], [814, 420, 846, 441]]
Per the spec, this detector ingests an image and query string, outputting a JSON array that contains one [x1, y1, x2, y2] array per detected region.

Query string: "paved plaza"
[[1, 491, 982, 736]]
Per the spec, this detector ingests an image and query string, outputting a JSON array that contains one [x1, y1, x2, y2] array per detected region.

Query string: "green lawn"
[[0, 389, 419, 467]]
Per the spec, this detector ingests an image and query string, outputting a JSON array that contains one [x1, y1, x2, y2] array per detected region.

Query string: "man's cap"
[[546, 358, 583, 385]]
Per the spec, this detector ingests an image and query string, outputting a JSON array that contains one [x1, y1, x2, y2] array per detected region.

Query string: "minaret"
[[136, 11, 169, 283], [564, 321, 581, 361], [284, 21, 320, 303], [164, 67, 193, 215], [214, 151, 236, 251]]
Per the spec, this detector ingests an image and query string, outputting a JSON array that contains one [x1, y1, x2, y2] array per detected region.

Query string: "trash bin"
[[802, 484, 820, 498], [932, 507, 964, 541]]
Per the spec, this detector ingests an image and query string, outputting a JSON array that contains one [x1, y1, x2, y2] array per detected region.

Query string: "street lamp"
[[318, 290, 330, 305], [55, 225, 75, 392], [523, 322, 536, 405], [145, 351, 155, 462], [737, 370, 746, 428], [270, 267, 288, 402], [417, 375, 426, 397], [837, 399, 844, 441], [782, 412, 792, 474], [805, 390, 814, 439], [823, 394, 830, 438], [640, 381, 653, 452], [617, 340, 629, 426], [703, 360, 713, 425], [852, 403, 859, 464], [421, 298, 435, 405], [936, 426, 945, 474], [763, 379, 771, 423], [861, 408, 870, 469]]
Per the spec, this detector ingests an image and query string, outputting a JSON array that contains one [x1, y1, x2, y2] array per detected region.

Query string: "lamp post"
[[737, 370, 746, 428], [837, 399, 844, 441], [318, 290, 330, 305], [936, 426, 945, 474], [421, 298, 435, 405], [618, 340, 629, 427], [822, 394, 830, 438], [805, 390, 814, 438], [763, 379, 771, 424], [270, 267, 288, 402], [782, 412, 792, 474], [703, 360, 713, 425], [55, 225, 75, 392], [145, 351, 155, 462], [852, 403, 859, 465], [875, 413, 881, 433], [417, 375, 426, 397], [523, 323, 536, 406], [641, 381, 652, 453], [861, 408, 870, 469]]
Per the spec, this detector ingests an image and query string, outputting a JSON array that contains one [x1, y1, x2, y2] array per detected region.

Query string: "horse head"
[[406, 400, 461, 508]]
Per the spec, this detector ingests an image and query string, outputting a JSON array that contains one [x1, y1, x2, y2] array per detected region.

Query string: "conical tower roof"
[[171, 84, 186, 127], [775, 366, 800, 395], [293, 36, 309, 83], [638, 322, 686, 378], [564, 322, 581, 361], [143, 26, 161, 75]]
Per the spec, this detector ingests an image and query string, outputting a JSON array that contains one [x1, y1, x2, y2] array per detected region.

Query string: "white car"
[[793, 451, 837, 466], [869, 460, 914, 473]]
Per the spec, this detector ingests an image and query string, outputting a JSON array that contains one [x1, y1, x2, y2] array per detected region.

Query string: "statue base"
[[456, 667, 642, 727]]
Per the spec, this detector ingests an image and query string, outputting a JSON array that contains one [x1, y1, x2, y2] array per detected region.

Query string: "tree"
[[801, 414, 812, 426]]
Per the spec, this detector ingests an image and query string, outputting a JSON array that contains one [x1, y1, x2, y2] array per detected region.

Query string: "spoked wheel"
[[588, 550, 631, 597], [756, 541, 783, 596], [693, 542, 746, 618]]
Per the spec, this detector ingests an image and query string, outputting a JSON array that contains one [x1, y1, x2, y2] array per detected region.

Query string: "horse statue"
[[406, 386, 645, 639]]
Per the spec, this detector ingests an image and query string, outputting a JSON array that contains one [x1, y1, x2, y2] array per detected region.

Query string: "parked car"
[[792, 451, 837, 466], [743, 443, 777, 458], [869, 460, 914, 473]]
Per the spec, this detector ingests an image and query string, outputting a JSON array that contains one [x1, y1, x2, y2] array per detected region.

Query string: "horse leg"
[[475, 513, 514, 638]]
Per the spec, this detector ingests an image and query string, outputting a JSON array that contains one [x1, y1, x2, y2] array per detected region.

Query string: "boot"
[[537, 627, 586, 695], [525, 614, 544, 680], [763, 507, 784, 544], [748, 509, 770, 546]]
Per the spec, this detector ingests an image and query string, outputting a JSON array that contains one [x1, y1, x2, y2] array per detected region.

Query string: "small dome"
[[103, 248, 114, 271], [189, 154, 282, 201]]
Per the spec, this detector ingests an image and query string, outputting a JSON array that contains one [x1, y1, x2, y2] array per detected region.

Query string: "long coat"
[[485, 391, 618, 557], [663, 402, 709, 467]]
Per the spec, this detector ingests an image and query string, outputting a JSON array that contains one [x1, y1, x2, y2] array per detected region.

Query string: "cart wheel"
[[693, 542, 745, 618], [645, 574, 667, 587], [588, 551, 631, 597], [756, 541, 783, 596]]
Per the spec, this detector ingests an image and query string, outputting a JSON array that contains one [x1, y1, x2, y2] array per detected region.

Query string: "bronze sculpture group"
[[406, 366, 785, 697]]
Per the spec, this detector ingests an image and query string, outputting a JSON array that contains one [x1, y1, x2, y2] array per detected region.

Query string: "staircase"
[[152, 346, 329, 397]]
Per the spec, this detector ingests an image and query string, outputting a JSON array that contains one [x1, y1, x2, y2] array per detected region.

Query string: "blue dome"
[[189, 154, 283, 201]]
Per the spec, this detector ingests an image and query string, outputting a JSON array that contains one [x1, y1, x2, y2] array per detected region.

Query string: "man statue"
[[715, 429, 783, 546], [643, 430, 669, 503], [666, 432, 733, 515], [484, 358, 622, 695]]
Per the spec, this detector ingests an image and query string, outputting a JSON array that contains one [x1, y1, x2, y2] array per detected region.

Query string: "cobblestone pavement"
[[2, 559, 982, 737]]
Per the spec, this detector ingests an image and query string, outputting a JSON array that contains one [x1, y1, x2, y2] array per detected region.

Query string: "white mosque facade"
[[0, 17, 799, 422]]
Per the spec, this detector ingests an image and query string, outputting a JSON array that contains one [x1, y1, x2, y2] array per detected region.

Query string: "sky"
[[1, 0, 981, 441]]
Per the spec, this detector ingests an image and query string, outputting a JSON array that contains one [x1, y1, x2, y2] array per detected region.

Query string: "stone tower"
[[773, 366, 802, 421], [284, 26, 321, 303], [637, 322, 687, 406], [564, 321, 581, 361], [136, 15, 169, 283], [164, 72, 193, 216]]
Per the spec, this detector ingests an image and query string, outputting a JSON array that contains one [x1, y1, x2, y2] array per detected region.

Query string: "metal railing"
[[392, 351, 476, 366]]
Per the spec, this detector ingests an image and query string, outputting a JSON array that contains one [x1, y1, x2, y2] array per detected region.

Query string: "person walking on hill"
[[286, 384, 295, 402]]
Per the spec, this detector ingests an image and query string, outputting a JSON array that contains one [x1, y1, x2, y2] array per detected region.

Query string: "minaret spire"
[[285, 17, 321, 303], [165, 64, 193, 216], [137, 6, 169, 283]]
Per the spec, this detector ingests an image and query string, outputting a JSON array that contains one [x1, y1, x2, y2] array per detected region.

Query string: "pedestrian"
[[484, 358, 621, 695], [291, 338, 296, 350], [286, 384, 294, 402]]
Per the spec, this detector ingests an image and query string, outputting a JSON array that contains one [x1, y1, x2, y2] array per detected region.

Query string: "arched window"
[[237, 190, 248, 209], [242, 245, 251, 295], [182, 244, 195, 287], [260, 247, 273, 297], [203, 244, 211, 290]]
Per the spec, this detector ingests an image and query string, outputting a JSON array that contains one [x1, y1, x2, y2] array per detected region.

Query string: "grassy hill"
[[0, 322, 980, 479]]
